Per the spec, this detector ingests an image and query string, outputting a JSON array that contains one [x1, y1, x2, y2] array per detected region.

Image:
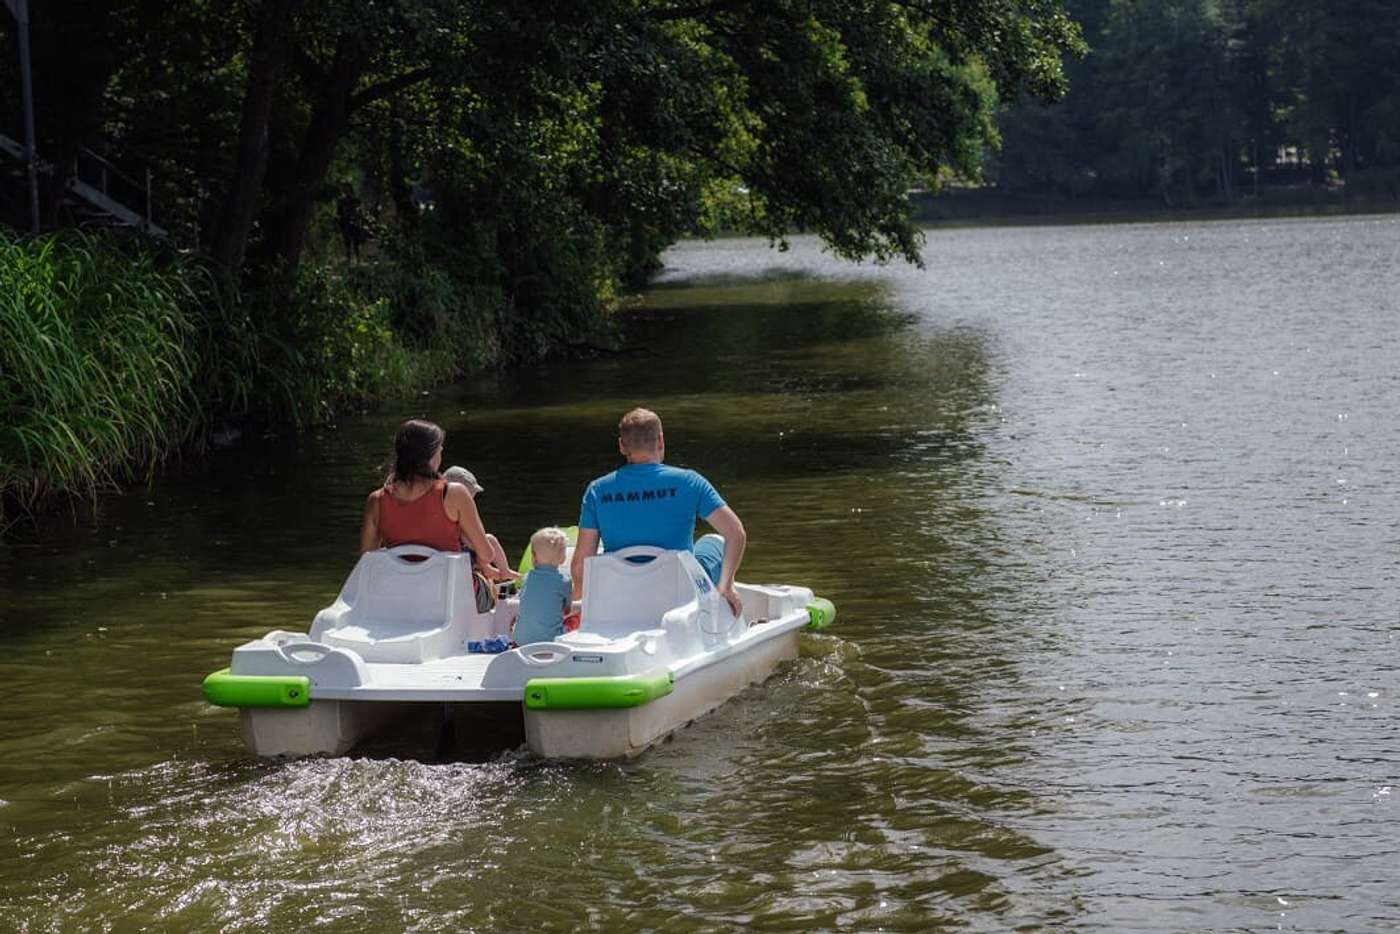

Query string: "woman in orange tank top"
[[358, 419, 506, 578]]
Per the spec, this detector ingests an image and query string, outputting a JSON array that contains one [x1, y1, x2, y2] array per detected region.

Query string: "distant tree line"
[[992, 0, 1400, 206]]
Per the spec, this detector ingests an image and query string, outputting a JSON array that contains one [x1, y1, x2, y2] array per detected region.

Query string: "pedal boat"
[[203, 544, 835, 759]]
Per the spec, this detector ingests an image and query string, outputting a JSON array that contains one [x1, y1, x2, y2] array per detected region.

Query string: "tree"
[[6, 0, 1087, 347]]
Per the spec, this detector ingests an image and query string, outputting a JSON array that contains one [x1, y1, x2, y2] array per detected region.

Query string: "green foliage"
[[203, 252, 496, 427], [8, 0, 1088, 289], [409, 176, 620, 363], [992, 0, 1400, 204], [198, 269, 410, 426], [0, 227, 507, 515], [0, 230, 198, 511], [345, 233, 499, 370], [4, 0, 1095, 515]]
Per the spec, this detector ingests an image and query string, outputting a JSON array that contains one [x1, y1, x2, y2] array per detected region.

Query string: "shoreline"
[[911, 189, 1400, 231]]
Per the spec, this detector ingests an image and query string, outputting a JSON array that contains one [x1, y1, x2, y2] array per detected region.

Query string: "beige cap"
[[443, 465, 484, 495]]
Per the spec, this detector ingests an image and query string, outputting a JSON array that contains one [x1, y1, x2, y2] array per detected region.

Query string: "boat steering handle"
[[608, 545, 666, 560], [385, 544, 440, 562], [275, 641, 336, 664], [519, 643, 573, 666]]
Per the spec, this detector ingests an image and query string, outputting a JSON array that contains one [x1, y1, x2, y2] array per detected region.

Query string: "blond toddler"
[[513, 527, 572, 645]]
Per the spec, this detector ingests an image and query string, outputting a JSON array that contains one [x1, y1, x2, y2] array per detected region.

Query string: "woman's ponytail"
[[388, 419, 445, 485]]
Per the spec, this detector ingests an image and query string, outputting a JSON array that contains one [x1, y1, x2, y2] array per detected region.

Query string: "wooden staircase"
[[0, 131, 167, 237]]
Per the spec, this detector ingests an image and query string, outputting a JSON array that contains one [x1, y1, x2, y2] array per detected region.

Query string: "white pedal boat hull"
[[206, 545, 835, 759], [522, 624, 800, 759]]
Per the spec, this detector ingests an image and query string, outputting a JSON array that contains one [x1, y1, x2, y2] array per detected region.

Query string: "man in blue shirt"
[[572, 408, 747, 616]]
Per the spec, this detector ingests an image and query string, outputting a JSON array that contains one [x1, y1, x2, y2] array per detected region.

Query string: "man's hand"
[[702, 506, 747, 618], [717, 582, 743, 617]]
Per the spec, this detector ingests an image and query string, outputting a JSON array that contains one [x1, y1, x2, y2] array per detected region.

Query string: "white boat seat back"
[[581, 547, 710, 639], [310, 545, 486, 663]]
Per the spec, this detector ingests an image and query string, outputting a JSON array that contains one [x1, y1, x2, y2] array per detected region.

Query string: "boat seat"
[[580, 547, 710, 639], [310, 545, 486, 663]]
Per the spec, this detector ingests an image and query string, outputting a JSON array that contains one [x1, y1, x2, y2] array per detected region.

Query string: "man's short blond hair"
[[530, 526, 569, 565], [619, 407, 663, 450]]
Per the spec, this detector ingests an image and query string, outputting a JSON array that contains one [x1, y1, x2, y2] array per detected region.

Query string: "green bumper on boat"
[[806, 597, 837, 630], [203, 668, 311, 708], [525, 671, 674, 710]]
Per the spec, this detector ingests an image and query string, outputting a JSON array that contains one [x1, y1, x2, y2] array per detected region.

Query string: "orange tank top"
[[376, 479, 461, 552]]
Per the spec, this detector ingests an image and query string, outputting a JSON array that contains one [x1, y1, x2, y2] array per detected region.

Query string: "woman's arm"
[[446, 483, 504, 578], [359, 490, 382, 553]]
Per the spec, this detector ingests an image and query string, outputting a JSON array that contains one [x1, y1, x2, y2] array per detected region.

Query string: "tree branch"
[[644, 0, 746, 22], [349, 67, 434, 113]]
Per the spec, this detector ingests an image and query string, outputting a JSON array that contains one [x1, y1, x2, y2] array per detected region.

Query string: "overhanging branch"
[[349, 67, 434, 113], [644, 0, 746, 22]]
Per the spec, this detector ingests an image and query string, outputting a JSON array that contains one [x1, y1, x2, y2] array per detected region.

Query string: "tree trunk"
[[1342, 97, 1358, 181], [263, 35, 365, 277], [386, 113, 419, 229], [1220, 143, 1233, 203], [208, 1, 302, 278], [1308, 131, 1328, 186]]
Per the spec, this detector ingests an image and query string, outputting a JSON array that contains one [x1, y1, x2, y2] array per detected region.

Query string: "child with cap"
[[513, 527, 573, 646], [442, 465, 518, 581]]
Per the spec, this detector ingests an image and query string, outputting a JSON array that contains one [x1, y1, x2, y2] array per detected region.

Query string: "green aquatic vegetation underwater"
[[0, 230, 199, 511]]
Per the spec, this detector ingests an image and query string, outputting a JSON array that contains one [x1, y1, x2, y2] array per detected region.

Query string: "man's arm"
[[702, 505, 747, 616], [570, 527, 601, 601]]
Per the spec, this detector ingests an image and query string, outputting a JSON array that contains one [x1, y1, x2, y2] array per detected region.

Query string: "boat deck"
[[315, 653, 514, 702]]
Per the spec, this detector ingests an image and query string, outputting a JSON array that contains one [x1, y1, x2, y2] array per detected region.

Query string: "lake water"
[[2, 215, 1398, 930]]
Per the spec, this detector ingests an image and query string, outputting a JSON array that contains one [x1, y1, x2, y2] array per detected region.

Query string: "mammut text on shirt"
[[578, 462, 725, 552]]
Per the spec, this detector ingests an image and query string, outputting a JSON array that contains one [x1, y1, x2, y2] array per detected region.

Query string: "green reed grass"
[[0, 230, 199, 513], [1, 227, 521, 523]]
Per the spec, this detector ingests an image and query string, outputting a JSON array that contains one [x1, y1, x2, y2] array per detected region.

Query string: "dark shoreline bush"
[[0, 229, 530, 525]]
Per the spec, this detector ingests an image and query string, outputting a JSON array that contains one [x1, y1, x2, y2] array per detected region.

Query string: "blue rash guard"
[[514, 564, 572, 646], [578, 463, 726, 580]]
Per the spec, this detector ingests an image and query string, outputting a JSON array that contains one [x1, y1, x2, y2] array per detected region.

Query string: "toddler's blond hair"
[[530, 527, 568, 566]]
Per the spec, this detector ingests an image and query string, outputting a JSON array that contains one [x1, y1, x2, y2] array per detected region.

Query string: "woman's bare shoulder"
[[441, 480, 470, 514]]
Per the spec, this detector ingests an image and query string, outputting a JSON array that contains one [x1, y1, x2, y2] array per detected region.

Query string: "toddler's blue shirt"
[[514, 564, 572, 646]]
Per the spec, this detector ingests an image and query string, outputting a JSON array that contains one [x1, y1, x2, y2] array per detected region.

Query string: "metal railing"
[[71, 145, 160, 233], [0, 130, 166, 236]]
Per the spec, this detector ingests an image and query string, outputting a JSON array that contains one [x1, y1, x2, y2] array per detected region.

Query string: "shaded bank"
[[0, 229, 528, 524], [912, 184, 1400, 227]]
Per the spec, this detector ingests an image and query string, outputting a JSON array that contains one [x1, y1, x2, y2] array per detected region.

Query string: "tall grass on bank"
[[0, 229, 504, 520], [0, 230, 199, 514], [1, 217, 616, 523]]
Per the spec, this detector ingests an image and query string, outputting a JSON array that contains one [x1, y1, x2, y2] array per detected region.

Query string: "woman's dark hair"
[[389, 419, 445, 484]]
